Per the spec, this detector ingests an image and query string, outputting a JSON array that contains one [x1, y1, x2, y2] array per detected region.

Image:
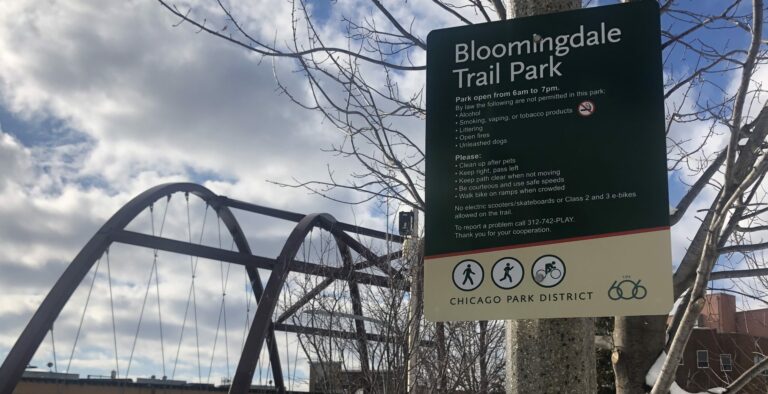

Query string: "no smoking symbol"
[[577, 100, 596, 117]]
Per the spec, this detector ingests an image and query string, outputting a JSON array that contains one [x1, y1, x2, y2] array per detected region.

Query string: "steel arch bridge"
[[0, 182, 407, 394]]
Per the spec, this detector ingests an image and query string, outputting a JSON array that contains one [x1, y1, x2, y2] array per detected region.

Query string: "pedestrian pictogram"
[[491, 257, 524, 289], [577, 100, 596, 116], [532, 255, 566, 288], [452, 260, 483, 291]]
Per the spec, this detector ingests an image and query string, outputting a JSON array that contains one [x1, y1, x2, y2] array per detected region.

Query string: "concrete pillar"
[[506, 318, 596, 393], [503, 2, 595, 394]]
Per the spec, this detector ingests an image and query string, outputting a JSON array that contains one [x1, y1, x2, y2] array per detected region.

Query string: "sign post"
[[424, 2, 672, 321]]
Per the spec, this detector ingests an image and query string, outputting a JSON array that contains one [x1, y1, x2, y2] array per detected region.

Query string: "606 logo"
[[608, 279, 647, 300]]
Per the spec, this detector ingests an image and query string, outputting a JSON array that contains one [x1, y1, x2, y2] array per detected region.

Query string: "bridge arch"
[[0, 183, 403, 394]]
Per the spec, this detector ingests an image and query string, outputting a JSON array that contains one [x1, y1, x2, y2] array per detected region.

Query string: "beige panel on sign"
[[424, 229, 672, 321]]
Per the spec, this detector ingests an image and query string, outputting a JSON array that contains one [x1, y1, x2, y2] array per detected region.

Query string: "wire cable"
[[106, 249, 120, 378], [66, 257, 102, 373], [207, 298, 224, 383], [154, 196, 171, 378], [206, 217, 235, 383], [172, 194, 208, 381], [125, 249, 156, 377], [49, 325, 58, 373], [190, 199, 208, 383]]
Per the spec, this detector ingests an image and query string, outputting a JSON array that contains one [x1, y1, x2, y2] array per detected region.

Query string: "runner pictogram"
[[452, 260, 483, 291], [577, 100, 596, 117], [491, 258, 524, 289]]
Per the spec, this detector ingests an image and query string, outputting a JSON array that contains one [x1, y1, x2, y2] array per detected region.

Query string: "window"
[[721, 354, 733, 372], [697, 350, 709, 369]]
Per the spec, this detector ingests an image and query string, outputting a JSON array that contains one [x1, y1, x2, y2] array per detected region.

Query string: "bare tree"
[[156, 0, 768, 392], [274, 227, 504, 393], [632, 1, 768, 393]]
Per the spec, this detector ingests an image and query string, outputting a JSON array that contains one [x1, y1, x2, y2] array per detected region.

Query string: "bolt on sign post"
[[424, 2, 672, 321]]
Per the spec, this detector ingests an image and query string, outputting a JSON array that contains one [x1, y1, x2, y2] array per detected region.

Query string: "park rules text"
[[452, 22, 622, 88]]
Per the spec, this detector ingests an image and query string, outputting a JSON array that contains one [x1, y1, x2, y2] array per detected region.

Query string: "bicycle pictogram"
[[532, 255, 565, 288], [535, 262, 562, 283], [608, 279, 647, 300]]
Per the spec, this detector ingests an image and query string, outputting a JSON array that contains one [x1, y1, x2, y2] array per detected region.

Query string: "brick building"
[[676, 293, 768, 393]]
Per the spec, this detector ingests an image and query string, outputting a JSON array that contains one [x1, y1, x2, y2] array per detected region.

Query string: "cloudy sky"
[[0, 0, 414, 387], [0, 0, 765, 390]]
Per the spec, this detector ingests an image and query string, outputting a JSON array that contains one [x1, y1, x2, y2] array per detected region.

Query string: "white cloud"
[[0, 0, 404, 387]]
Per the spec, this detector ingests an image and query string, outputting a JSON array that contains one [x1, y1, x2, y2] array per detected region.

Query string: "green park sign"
[[424, 2, 673, 321]]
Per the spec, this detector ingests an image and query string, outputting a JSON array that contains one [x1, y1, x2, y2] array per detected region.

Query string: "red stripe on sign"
[[424, 226, 670, 260]]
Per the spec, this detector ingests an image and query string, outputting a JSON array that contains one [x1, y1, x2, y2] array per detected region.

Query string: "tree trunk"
[[501, 2, 594, 394], [612, 315, 666, 394], [479, 320, 489, 393], [436, 322, 447, 392]]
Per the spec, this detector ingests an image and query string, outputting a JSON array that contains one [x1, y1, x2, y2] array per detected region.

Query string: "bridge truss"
[[0, 183, 409, 394]]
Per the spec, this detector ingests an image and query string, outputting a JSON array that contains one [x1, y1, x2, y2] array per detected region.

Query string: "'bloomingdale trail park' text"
[[451, 22, 622, 87]]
